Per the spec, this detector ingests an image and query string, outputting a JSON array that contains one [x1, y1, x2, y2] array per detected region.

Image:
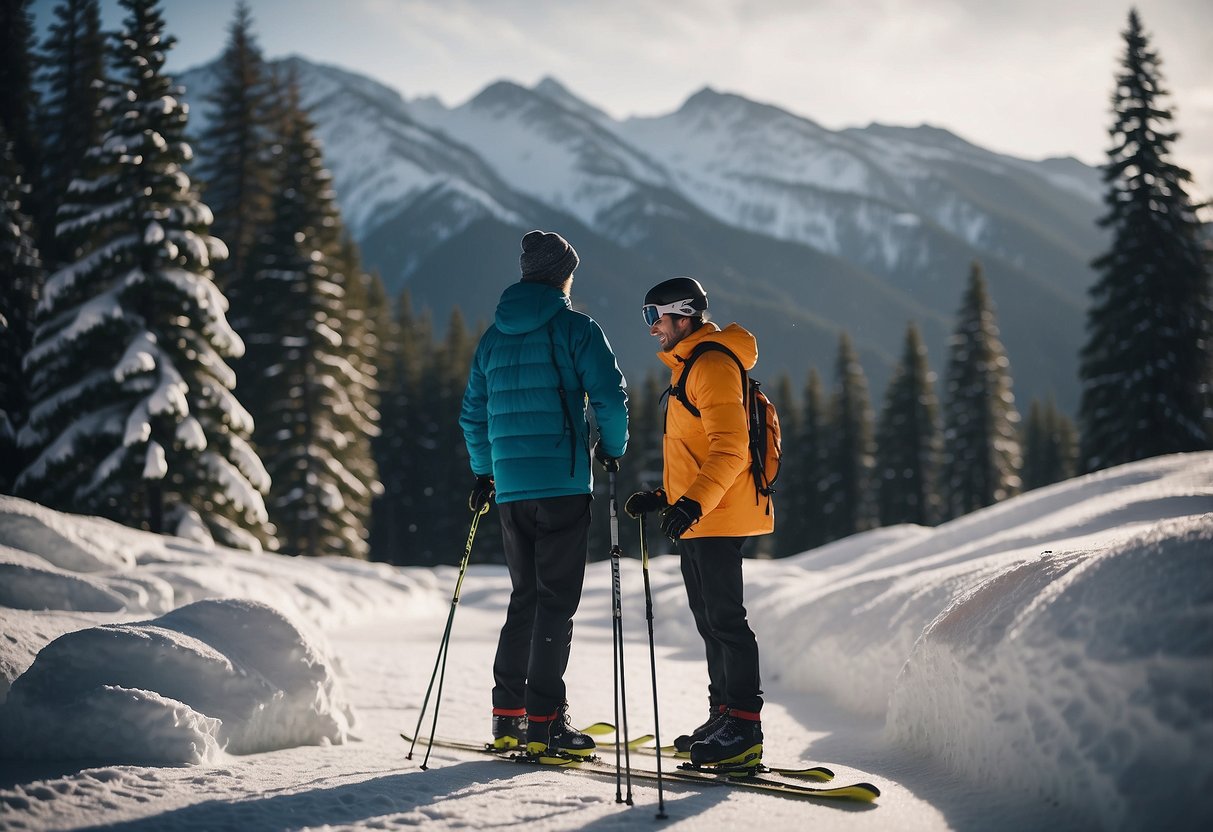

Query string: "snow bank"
[[0, 493, 443, 763], [0, 494, 438, 674], [0, 548, 127, 612], [0, 498, 136, 572], [0, 598, 354, 765], [887, 517, 1213, 831], [752, 454, 1213, 718], [734, 454, 1213, 831]]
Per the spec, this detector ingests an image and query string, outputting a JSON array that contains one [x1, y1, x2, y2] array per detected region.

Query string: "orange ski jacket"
[[657, 322, 775, 539]]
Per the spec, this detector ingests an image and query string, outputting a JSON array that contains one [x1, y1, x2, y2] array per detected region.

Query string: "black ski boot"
[[526, 703, 596, 758], [673, 704, 727, 753], [689, 710, 763, 768], [491, 709, 527, 750]]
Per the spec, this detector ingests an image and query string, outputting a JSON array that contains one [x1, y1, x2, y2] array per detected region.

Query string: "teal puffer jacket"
[[459, 281, 628, 503]]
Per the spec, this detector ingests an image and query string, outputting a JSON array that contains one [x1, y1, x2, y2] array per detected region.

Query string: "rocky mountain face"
[[181, 58, 1106, 411]]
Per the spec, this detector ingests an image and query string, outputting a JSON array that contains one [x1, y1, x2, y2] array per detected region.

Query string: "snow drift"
[[1, 599, 352, 765], [736, 454, 1213, 829], [888, 518, 1212, 831]]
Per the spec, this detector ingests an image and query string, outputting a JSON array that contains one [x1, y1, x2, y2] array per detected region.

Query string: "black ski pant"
[[492, 494, 592, 717], [678, 536, 763, 714]]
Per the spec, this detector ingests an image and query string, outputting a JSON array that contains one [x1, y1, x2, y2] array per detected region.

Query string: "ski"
[[599, 738, 835, 781], [656, 764, 878, 801], [639, 747, 833, 781], [401, 732, 879, 802]]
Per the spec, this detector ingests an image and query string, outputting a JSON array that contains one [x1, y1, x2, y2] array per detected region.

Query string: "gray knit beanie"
[[519, 230, 579, 285]]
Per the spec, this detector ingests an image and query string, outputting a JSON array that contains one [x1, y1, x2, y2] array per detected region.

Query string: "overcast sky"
[[28, 0, 1213, 203]]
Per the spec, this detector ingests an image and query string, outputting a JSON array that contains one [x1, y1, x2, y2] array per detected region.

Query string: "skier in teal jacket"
[[459, 229, 627, 758]]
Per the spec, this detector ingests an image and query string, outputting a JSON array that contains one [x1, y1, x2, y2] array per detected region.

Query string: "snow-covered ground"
[[1, 453, 1210, 831]]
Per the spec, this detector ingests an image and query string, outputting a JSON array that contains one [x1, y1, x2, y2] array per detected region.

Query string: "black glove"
[[625, 488, 667, 518], [468, 475, 495, 513], [592, 439, 619, 472], [661, 496, 702, 540]]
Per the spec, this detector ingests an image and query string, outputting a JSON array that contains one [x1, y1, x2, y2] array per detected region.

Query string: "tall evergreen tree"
[[17, 0, 273, 551], [332, 236, 384, 558], [369, 290, 431, 564], [35, 0, 106, 267], [821, 333, 876, 541], [1078, 9, 1213, 472], [940, 263, 1022, 520], [875, 322, 941, 526], [769, 371, 807, 557], [627, 371, 665, 492], [1022, 398, 1078, 490], [1, 1, 48, 425], [240, 77, 379, 557], [0, 0, 43, 213], [428, 309, 480, 563], [802, 368, 831, 551], [774, 367, 831, 554], [628, 370, 668, 559], [0, 131, 43, 492], [195, 1, 273, 293], [369, 295, 498, 566]]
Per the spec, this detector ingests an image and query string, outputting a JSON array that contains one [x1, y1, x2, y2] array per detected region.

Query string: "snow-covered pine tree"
[[0, 0, 44, 229], [875, 322, 941, 527], [0, 131, 44, 492], [1022, 398, 1078, 491], [821, 332, 876, 542], [331, 236, 383, 558], [35, 0, 106, 268], [238, 75, 378, 558], [17, 0, 273, 552], [940, 263, 1022, 520], [1078, 10, 1213, 472], [195, 1, 273, 294]]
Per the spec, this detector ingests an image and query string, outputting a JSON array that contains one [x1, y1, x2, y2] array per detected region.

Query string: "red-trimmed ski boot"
[[526, 703, 596, 758], [689, 709, 763, 770], [673, 704, 727, 753], [490, 708, 527, 750]]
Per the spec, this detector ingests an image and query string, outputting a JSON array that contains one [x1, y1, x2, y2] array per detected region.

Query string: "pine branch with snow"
[[0, 131, 45, 491], [17, 0, 273, 552], [233, 77, 379, 558]]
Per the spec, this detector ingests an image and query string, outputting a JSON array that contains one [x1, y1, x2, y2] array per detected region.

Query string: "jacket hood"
[[659, 322, 759, 371], [495, 281, 571, 335]]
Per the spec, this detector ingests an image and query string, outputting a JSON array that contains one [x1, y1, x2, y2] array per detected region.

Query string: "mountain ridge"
[[179, 56, 1107, 413]]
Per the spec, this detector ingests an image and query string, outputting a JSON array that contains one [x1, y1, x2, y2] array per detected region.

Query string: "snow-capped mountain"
[[178, 58, 1107, 412], [410, 77, 677, 241], [617, 88, 1103, 304]]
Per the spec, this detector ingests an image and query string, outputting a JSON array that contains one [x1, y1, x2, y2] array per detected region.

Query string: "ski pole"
[[608, 469, 634, 805], [638, 513, 667, 819], [407, 502, 489, 770]]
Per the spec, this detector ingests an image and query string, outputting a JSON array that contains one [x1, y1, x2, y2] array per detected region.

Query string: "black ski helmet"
[[643, 276, 708, 318]]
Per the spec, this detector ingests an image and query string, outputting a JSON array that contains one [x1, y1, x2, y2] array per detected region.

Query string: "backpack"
[[665, 341, 782, 511]]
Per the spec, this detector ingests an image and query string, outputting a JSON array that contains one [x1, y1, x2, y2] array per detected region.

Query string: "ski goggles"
[[642, 298, 699, 326]]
